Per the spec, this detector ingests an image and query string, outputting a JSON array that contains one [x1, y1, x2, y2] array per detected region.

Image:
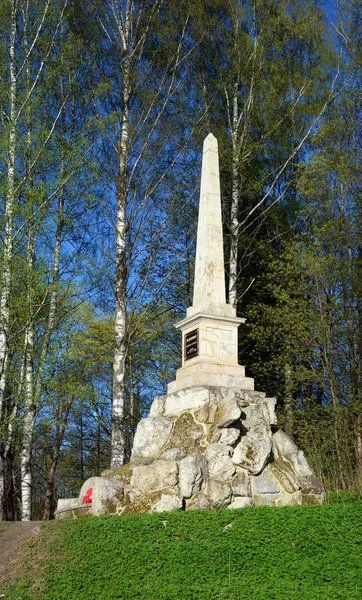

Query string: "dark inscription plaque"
[[185, 329, 199, 360]]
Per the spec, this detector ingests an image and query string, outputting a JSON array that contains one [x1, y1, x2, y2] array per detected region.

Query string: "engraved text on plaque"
[[185, 329, 198, 360]]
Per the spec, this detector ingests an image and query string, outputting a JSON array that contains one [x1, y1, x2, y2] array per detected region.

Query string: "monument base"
[[55, 385, 323, 519], [167, 361, 254, 393]]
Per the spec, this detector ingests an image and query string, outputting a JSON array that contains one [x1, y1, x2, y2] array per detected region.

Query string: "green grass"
[[3, 503, 362, 600]]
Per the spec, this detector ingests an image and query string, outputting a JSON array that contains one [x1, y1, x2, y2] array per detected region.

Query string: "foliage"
[[4, 504, 362, 599]]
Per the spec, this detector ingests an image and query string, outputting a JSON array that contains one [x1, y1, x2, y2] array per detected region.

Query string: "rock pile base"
[[55, 386, 323, 519]]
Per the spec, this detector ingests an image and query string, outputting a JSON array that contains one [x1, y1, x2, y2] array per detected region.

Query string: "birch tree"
[[93, 0, 199, 468]]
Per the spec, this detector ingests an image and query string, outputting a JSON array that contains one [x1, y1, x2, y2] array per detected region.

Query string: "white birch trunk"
[[0, 0, 17, 520], [111, 0, 131, 468], [111, 54, 130, 468], [229, 85, 240, 310], [21, 231, 36, 521]]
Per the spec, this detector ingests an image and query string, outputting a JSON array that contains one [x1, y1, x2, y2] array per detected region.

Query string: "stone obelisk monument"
[[168, 133, 253, 393], [55, 134, 323, 519]]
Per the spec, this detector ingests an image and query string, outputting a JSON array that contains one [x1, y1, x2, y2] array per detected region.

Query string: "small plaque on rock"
[[185, 329, 199, 360]]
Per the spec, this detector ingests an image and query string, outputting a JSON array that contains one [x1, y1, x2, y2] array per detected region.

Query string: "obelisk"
[[167, 133, 254, 393]]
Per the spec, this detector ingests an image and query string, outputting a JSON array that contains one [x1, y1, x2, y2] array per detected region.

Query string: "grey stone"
[[253, 495, 275, 507], [232, 431, 272, 475], [269, 459, 301, 494], [219, 427, 240, 446], [213, 396, 241, 428], [253, 467, 280, 495], [78, 476, 125, 516], [152, 491, 183, 513], [227, 497, 253, 509], [205, 444, 235, 480], [274, 490, 302, 507], [273, 430, 313, 477], [186, 491, 212, 511], [56, 498, 78, 511], [231, 470, 251, 497], [178, 453, 206, 498], [131, 417, 173, 460], [242, 403, 271, 433], [207, 479, 232, 508], [194, 401, 217, 424], [160, 448, 186, 461], [131, 460, 178, 494], [149, 395, 165, 417], [164, 387, 210, 417], [273, 429, 299, 458], [265, 398, 277, 425]]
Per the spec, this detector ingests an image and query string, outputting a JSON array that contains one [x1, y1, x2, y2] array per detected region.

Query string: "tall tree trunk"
[[0, 0, 17, 520], [229, 83, 240, 310], [111, 12, 131, 468]]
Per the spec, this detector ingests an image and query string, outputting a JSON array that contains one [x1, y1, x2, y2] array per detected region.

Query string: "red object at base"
[[82, 488, 93, 504]]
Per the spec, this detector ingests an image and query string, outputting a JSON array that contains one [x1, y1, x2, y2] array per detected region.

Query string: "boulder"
[[163, 412, 204, 455], [131, 460, 178, 494], [213, 396, 241, 428], [152, 491, 183, 513], [205, 444, 235, 480], [231, 469, 251, 497], [131, 417, 173, 461], [178, 453, 206, 498], [160, 447, 186, 461], [186, 491, 212, 511], [219, 427, 240, 446], [253, 467, 281, 495], [232, 431, 272, 475], [164, 387, 210, 417], [149, 395, 165, 417], [207, 479, 232, 508], [228, 497, 253, 509], [78, 476, 126, 516], [194, 401, 217, 424]]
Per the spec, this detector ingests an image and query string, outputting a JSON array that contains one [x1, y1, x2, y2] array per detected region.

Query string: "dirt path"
[[0, 521, 42, 580]]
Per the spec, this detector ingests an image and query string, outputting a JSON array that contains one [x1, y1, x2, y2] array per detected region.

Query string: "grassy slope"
[[3, 502, 362, 600]]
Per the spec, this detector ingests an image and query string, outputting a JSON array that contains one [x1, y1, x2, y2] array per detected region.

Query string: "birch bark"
[[0, 0, 17, 520], [111, 19, 130, 469]]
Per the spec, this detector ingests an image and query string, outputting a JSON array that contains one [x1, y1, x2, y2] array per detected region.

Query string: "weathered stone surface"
[[232, 431, 272, 475], [164, 388, 210, 417], [55, 505, 92, 520], [149, 395, 165, 417], [205, 444, 235, 480], [227, 497, 253, 509], [131, 417, 173, 460], [207, 479, 232, 508], [152, 491, 183, 513], [242, 403, 272, 433], [57, 498, 78, 511], [265, 398, 277, 425], [253, 495, 275, 507], [231, 470, 251, 497], [253, 467, 280, 495], [213, 396, 241, 428], [131, 460, 178, 494], [194, 401, 217, 424], [219, 427, 240, 446], [186, 491, 212, 511], [78, 477, 126, 517], [269, 459, 301, 494], [274, 490, 302, 507], [160, 448, 186, 461], [178, 453, 206, 498], [163, 412, 204, 455]]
